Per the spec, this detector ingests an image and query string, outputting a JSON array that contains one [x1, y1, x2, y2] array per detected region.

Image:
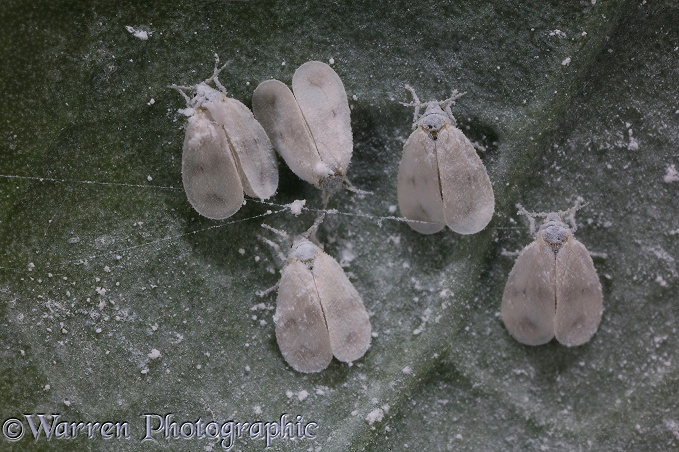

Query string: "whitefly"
[[501, 198, 603, 346], [252, 61, 361, 204], [171, 55, 278, 220], [259, 215, 372, 373], [397, 85, 495, 235]]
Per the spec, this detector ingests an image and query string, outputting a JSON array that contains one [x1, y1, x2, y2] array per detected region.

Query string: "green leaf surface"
[[1, 1, 678, 450]]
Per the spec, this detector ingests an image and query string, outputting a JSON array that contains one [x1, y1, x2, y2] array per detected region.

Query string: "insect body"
[[261, 217, 371, 373], [172, 57, 278, 220], [397, 85, 494, 234], [501, 200, 603, 346], [252, 61, 353, 201]]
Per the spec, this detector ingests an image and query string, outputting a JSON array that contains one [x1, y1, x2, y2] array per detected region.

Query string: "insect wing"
[[292, 61, 353, 175], [252, 79, 325, 185], [397, 128, 446, 234], [437, 126, 494, 234], [554, 238, 603, 346], [205, 96, 278, 200], [501, 239, 556, 346], [181, 112, 244, 219], [275, 260, 333, 373], [312, 252, 371, 363]]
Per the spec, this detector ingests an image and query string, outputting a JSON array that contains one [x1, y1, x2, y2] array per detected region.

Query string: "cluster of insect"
[[171, 56, 603, 372]]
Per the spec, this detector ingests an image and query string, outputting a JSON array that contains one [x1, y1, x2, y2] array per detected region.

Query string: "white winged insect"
[[397, 85, 494, 235], [501, 198, 603, 346], [171, 55, 278, 220], [260, 215, 372, 373], [252, 61, 357, 203]]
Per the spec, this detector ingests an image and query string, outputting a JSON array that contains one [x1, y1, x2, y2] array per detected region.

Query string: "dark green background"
[[1, 1, 678, 450]]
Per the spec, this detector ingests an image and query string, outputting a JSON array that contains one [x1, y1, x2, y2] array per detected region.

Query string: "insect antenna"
[[402, 84, 423, 128], [559, 196, 587, 232], [302, 213, 326, 243], [258, 225, 288, 265], [516, 203, 548, 236], [206, 53, 230, 94]]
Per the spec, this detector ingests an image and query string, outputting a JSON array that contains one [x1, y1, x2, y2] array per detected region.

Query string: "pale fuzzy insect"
[[251, 61, 355, 202], [260, 215, 371, 373], [501, 198, 603, 346], [397, 85, 494, 235], [171, 56, 278, 220]]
